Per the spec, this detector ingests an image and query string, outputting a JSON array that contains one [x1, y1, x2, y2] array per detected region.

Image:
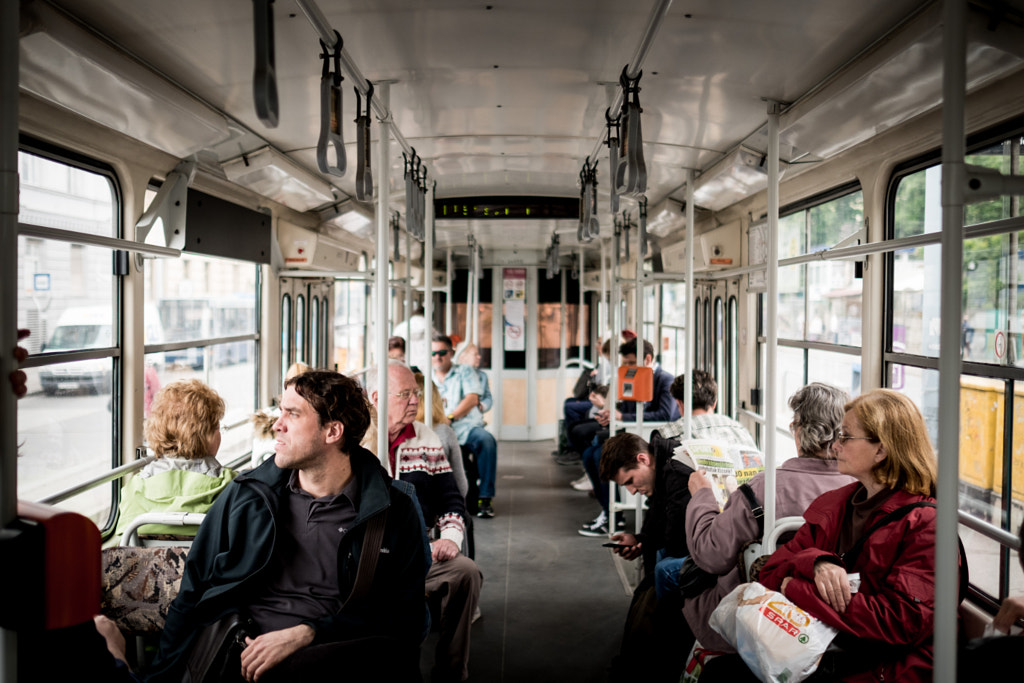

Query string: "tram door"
[[693, 278, 738, 416], [278, 277, 335, 376]]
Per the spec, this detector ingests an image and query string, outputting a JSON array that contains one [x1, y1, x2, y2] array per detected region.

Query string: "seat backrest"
[[100, 545, 189, 635]]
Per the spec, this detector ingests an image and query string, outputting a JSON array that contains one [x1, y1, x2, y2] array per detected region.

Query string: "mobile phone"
[[602, 542, 630, 549]]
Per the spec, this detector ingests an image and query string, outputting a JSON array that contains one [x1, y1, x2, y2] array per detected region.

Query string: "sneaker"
[[571, 475, 591, 491], [472, 606, 482, 624], [614, 516, 626, 532], [476, 498, 495, 518], [578, 511, 609, 537]]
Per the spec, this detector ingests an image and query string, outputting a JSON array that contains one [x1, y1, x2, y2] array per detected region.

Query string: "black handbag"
[[183, 612, 255, 683], [677, 557, 718, 599]]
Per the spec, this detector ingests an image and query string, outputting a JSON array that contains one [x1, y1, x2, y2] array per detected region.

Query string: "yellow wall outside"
[[959, 377, 1024, 503]]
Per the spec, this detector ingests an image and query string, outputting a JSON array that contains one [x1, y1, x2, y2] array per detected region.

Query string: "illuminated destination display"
[[435, 196, 578, 219]]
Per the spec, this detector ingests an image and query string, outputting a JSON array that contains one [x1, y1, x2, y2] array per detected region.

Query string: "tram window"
[[281, 294, 292, 378], [714, 297, 725, 405], [333, 280, 365, 374], [703, 298, 712, 372], [807, 348, 861, 398], [660, 283, 687, 377], [295, 294, 307, 364], [311, 295, 320, 367], [17, 149, 119, 526], [728, 296, 738, 417], [694, 297, 702, 369], [321, 298, 330, 368]]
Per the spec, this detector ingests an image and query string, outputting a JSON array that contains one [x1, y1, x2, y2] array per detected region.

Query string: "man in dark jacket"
[[599, 432, 695, 683], [578, 338, 679, 536], [146, 371, 429, 683]]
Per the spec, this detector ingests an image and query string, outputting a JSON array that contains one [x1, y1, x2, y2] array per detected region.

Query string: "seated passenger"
[[389, 335, 407, 362], [366, 362, 483, 683], [433, 333, 498, 519], [600, 432, 696, 682], [701, 389, 941, 683], [454, 343, 492, 421], [645, 370, 758, 596], [146, 371, 428, 683], [683, 383, 853, 655], [115, 379, 236, 539], [415, 370, 469, 500], [651, 370, 756, 462], [579, 337, 679, 537]]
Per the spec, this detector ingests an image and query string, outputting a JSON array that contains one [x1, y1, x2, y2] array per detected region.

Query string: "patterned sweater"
[[365, 421, 467, 549]]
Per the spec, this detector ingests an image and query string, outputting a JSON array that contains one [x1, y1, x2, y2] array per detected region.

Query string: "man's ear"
[[369, 390, 379, 407], [636, 452, 653, 468], [324, 420, 345, 446]]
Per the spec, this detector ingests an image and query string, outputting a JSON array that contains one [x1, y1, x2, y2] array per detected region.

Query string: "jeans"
[[463, 426, 497, 499], [653, 549, 686, 600]]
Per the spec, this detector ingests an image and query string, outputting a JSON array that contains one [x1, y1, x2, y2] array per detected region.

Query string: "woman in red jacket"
[[701, 389, 939, 682]]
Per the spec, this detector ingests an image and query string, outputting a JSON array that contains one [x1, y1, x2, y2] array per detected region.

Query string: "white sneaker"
[[578, 511, 609, 537], [571, 474, 591, 491], [472, 606, 482, 623]]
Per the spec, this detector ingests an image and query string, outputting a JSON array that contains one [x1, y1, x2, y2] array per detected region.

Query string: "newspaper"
[[673, 439, 765, 510]]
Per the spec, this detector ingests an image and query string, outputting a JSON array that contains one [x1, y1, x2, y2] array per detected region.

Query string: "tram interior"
[[7, 0, 1024, 681]]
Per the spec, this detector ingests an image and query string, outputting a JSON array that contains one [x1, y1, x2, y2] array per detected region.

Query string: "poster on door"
[[503, 268, 526, 351]]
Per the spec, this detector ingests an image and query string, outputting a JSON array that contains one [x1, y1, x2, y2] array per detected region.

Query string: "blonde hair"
[[145, 380, 225, 459], [285, 362, 312, 381], [414, 372, 448, 425], [846, 389, 937, 497]]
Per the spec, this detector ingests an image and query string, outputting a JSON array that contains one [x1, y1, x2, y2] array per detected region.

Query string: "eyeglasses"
[[390, 388, 423, 402], [431, 350, 450, 357], [835, 430, 876, 445]]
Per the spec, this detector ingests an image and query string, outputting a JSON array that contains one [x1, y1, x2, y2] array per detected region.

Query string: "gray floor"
[[422, 440, 637, 683]]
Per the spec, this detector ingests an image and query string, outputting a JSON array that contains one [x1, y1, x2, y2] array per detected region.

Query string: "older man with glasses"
[[365, 361, 483, 683], [432, 334, 499, 519]]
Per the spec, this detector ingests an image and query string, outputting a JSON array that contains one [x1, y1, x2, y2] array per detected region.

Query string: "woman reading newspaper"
[[699, 389, 940, 683], [682, 383, 853, 676]]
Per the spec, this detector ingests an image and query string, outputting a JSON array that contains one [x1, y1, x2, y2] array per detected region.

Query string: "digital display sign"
[[435, 196, 579, 220]]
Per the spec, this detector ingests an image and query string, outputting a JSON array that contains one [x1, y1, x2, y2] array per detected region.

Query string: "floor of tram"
[[420, 439, 636, 683]]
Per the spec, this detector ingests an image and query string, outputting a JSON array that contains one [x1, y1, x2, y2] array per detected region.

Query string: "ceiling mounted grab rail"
[[294, 0, 416, 159], [586, 0, 672, 164]]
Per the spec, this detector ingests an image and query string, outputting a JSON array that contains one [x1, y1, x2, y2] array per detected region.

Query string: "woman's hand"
[[813, 559, 852, 613], [688, 470, 713, 496]]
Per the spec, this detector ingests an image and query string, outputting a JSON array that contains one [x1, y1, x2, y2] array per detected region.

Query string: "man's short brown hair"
[[599, 432, 651, 482]]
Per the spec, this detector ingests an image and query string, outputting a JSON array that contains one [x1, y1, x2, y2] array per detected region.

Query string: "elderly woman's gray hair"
[[788, 382, 849, 458]]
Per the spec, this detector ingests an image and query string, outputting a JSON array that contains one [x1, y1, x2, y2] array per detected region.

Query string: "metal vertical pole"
[[635, 211, 644, 426], [560, 268, 567, 404], [424, 184, 435, 429], [578, 246, 586, 362], [935, 1, 966, 679], [375, 83, 392, 462], [1, 1, 21, 679], [446, 249, 453, 335], [764, 101, 782, 542], [405, 225, 412, 331], [600, 239, 609, 347], [684, 170, 694, 440]]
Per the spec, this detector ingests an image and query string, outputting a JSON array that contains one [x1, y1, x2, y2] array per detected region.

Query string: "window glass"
[[808, 348, 861, 398], [807, 192, 864, 253], [728, 296, 739, 417], [777, 264, 804, 340], [778, 211, 804, 259], [281, 294, 292, 379], [295, 294, 306, 365], [694, 297, 702, 369], [807, 261, 862, 346], [311, 295, 321, 367], [715, 297, 725, 405], [890, 244, 942, 357], [17, 151, 117, 526], [776, 346, 805, 435], [334, 281, 365, 374]]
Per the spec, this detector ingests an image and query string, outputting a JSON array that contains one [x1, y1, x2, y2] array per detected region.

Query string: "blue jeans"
[[463, 427, 497, 499], [654, 550, 687, 600]]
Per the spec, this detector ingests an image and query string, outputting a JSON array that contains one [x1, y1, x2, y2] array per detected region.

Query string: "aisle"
[[430, 440, 635, 682]]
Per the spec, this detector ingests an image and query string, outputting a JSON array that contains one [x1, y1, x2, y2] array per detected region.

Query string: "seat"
[[743, 516, 805, 582], [119, 511, 207, 547]]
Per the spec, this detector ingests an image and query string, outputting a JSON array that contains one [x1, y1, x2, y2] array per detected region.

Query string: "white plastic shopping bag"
[[709, 582, 838, 683]]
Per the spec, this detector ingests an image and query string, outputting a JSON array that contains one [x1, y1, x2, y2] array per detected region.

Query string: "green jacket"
[[145, 447, 429, 683], [115, 461, 237, 538]]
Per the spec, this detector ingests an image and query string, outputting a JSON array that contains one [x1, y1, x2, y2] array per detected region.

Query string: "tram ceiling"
[[20, 0, 1024, 253]]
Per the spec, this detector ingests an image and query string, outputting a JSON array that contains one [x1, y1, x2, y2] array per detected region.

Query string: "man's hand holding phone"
[[604, 532, 641, 560]]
